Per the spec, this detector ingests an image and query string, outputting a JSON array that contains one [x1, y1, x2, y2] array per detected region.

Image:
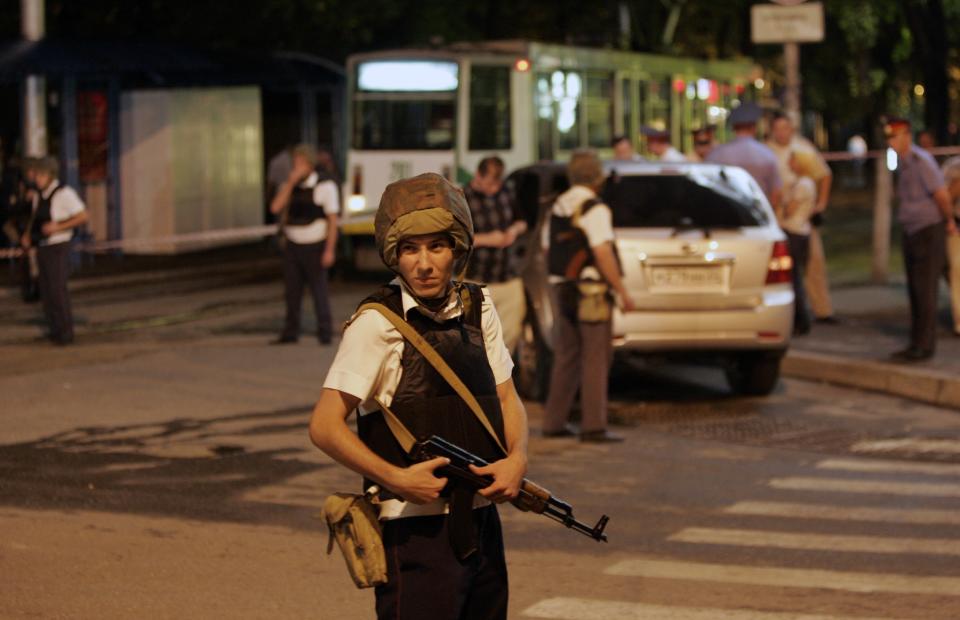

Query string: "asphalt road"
[[2, 269, 959, 619]]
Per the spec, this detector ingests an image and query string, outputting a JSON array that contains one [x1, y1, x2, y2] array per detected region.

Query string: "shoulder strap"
[[357, 301, 508, 456]]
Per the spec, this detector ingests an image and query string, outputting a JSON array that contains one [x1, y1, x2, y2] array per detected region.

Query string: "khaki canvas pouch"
[[576, 280, 612, 323], [320, 492, 388, 588]]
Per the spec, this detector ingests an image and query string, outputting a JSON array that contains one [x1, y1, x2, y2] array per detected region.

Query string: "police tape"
[[0, 224, 281, 259]]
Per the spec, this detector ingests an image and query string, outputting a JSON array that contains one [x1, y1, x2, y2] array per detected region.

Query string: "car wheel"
[[514, 314, 553, 402], [725, 353, 781, 396]]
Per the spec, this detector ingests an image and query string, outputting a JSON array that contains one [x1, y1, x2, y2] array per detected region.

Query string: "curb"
[[783, 350, 960, 410]]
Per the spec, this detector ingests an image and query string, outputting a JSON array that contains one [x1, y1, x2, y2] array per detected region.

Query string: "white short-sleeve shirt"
[[283, 172, 340, 245], [39, 181, 86, 246], [322, 278, 514, 519]]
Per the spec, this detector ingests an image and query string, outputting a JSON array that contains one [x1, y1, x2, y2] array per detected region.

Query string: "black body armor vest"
[[286, 173, 329, 226], [30, 185, 63, 244], [356, 282, 506, 491], [548, 197, 621, 280]]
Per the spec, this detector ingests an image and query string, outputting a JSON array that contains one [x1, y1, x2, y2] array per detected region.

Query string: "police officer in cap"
[[885, 116, 957, 360], [707, 102, 782, 208], [309, 173, 528, 619]]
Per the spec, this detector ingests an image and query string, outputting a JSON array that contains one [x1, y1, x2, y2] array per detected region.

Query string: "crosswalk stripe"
[[852, 438, 960, 455], [816, 457, 960, 477], [670, 527, 960, 556], [769, 476, 960, 498], [521, 598, 897, 620], [724, 500, 960, 526], [604, 557, 960, 595]]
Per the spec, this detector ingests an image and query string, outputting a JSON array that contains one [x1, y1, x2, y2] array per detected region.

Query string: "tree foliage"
[[1, 0, 957, 148]]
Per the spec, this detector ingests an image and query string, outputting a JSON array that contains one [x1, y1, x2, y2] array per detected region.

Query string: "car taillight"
[[765, 240, 793, 284]]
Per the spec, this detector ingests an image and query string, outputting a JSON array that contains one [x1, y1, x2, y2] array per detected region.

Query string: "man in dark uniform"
[[269, 143, 339, 344], [885, 116, 957, 361], [707, 102, 782, 209], [309, 173, 529, 619]]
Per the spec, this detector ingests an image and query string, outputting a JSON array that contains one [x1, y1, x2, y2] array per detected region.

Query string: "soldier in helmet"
[[309, 173, 528, 619]]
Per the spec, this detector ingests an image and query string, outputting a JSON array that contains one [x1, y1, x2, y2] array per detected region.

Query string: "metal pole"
[[872, 155, 892, 284], [783, 42, 801, 127], [21, 0, 47, 157]]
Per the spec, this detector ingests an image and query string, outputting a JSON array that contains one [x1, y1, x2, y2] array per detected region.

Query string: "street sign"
[[751, 2, 825, 44]]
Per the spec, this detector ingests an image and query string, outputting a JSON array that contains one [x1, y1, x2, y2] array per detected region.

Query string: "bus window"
[[553, 70, 581, 151], [354, 99, 455, 150], [352, 59, 458, 150], [585, 72, 613, 148], [469, 65, 512, 150]]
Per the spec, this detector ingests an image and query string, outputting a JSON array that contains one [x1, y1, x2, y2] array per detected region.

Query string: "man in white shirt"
[[642, 126, 687, 162], [269, 144, 339, 344], [542, 150, 635, 442], [19, 156, 88, 345], [309, 173, 528, 619]]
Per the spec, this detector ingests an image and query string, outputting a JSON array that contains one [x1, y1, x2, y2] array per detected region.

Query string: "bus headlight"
[[347, 194, 367, 213]]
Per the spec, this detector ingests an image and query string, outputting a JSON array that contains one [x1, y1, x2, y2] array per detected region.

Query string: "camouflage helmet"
[[374, 173, 474, 274]]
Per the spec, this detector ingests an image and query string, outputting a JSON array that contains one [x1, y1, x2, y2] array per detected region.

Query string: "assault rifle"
[[410, 435, 609, 542]]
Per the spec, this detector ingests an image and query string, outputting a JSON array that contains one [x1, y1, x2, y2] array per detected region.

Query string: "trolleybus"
[[340, 41, 760, 269]]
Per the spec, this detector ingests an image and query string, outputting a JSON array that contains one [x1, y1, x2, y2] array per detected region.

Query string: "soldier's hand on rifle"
[[469, 453, 526, 503], [390, 456, 450, 504]]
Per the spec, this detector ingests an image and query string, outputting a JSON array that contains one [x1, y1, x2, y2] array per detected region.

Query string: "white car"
[[510, 161, 794, 398]]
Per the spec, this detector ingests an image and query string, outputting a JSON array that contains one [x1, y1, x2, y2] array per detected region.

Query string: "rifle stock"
[[409, 435, 609, 542]]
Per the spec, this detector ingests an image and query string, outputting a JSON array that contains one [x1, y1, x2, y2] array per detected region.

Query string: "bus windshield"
[[353, 60, 458, 150]]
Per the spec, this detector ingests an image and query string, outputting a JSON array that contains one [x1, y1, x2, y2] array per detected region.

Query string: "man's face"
[[396, 233, 456, 299], [648, 139, 667, 156], [476, 168, 503, 196], [886, 128, 911, 157], [34, 170, 52, 190], [612, 139, 635, 161], [771, 118, 793, 146]]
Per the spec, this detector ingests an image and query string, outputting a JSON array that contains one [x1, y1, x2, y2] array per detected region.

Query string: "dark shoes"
[[891, 347, 933, 362], [814, 316, 841, 325], [270, 335, 298, 345], [542, 424, 577, 438], [579, 430, 625, 444]]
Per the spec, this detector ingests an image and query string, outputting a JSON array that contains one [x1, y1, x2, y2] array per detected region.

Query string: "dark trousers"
[[785, 232, 811, 335], [281, 240, 332, 341], [903, 223, 946, 353], [37, 242, 74, 343], [375, 506, 508, 620], [543, 285, 613, 434]]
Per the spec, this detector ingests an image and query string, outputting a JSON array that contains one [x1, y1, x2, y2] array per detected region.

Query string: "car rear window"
[[602, 174, 768, 228]]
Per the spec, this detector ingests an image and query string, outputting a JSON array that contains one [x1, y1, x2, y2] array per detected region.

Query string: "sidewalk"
[[783, 283, 960, 410]]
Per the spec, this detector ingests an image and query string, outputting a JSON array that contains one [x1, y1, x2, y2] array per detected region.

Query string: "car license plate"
[[650, 266, 725, 290]]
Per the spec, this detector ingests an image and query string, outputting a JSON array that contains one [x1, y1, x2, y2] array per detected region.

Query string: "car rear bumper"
[[612, 289, 793, 351]]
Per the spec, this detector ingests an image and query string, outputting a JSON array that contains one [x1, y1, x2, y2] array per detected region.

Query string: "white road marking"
[[724, 500, 960, 526], [816, 458, 960, 477], [852, 438, 960, 455], [522, 598, 899, 620], [604, 557, 960, 595], [670, 527, 960, 555], [768, 476, 960, 498]]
